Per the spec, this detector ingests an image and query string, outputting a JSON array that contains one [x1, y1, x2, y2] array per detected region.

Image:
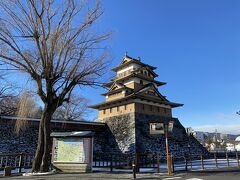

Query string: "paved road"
[[175, 168, 240, 180], [0, 168, 239, 180]]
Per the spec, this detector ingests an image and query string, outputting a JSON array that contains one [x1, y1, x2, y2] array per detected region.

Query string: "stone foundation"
[[135, 113, 208, 157], [103, 113, 136, 153], [100, 113, 208, 156]]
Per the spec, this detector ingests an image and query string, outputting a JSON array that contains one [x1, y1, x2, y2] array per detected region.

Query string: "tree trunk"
[[32, 120, 44, 172], [32, 104, 56, 173], [40, 111, 52, 172]]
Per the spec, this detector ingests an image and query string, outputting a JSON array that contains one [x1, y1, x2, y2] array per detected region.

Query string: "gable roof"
[[104, 73, 166, 88], [112, 55, 157, 72], [89, 92, 183, 109], [101, 86, 132, 96], [89, 83, 183, 109], [138, 66, 158, 78], [109, 81, 124, 91], [134, 83, 167, 101]]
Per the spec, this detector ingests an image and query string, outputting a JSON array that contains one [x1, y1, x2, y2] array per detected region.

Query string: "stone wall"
[[0, 116, 208, 157], [0, 117, 110, 154], [0, 122, 38, 153], [102, 113, 136, 153], [100, 113, 208, 157], [135, 113, 208, 157]]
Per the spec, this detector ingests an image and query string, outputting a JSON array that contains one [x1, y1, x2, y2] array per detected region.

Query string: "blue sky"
[[4, 0, 240, 134], [81, 0, 240, 134]]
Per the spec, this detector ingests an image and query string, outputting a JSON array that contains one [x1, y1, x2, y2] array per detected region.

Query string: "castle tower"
[[90, 53, 182, 121], [90, 54, 206, 155]]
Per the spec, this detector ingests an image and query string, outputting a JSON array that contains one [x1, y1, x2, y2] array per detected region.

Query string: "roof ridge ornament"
[[125, 51, 128, 57]]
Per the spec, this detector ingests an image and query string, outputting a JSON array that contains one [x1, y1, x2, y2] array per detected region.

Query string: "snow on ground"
[[0, 159, 239, 174]]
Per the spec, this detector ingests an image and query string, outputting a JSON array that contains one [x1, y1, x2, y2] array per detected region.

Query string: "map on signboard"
[[54, 138, 85, 163]]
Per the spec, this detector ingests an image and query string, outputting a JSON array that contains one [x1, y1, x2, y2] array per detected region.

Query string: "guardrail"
[[0, 151, 240, 174], [93, 151, 240, 173], [0, 153, 34, 173]]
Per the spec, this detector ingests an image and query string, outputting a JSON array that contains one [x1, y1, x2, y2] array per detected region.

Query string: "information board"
[[53, 138, 85, 163]]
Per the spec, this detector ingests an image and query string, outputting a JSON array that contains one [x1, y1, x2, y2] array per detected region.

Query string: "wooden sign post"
[[165, 121, 174, 176], [150, 121, 174, 176]]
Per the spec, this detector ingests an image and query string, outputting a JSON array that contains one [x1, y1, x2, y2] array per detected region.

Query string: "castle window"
[[140, 80, 143, 85], [124, 105, 127, 110], [150, 105, 153, 111], [110, 108, 112, 113], [164, 108, 168, 114], [117, 106, 119, 112], [103, 109, 106, 114]]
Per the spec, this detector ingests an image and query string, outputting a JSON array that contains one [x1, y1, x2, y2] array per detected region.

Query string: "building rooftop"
[[112, 54, 157, 72], [0, 115, 106, 126], [104, 73, 166, 88], [89, 83, 183, 109]]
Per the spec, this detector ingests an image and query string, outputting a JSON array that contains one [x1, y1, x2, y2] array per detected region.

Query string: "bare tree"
[[0, 96, 19, 116], [53, 95, 89, 120], [0, 89, 43, 117], [0, 73, 19, 116], [0, 0, 110, 172], [15, 91, 43, 134]]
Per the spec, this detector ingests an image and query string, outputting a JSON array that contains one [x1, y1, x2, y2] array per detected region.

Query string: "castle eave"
[[112, 60, 157, 72], [88, 96, 134, 109], [111, 73, 166, 86], [101, 86, 132, 96], [89, 93, 183, 109], [104, 82, 114, 88], [134, 94, 183, 108]]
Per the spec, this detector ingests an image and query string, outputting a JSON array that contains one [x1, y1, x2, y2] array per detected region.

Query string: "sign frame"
[[150, 122, 165, 134]]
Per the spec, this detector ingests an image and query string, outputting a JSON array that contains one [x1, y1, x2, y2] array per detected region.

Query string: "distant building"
[[186, 128, 209, 145], [186, 127, 194, 135], [187, 127, 240, 151], [194, 131, 208, 144]]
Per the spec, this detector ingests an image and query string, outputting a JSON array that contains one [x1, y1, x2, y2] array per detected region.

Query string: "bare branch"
[[0, 0, 110, 172]]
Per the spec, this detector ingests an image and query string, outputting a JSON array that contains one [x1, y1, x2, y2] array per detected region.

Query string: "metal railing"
[[0, 151, 240, 174], [93, 151, 240, 173], [0, 153, 34, 173]]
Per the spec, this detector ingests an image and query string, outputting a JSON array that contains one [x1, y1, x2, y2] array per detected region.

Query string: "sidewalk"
[[1, 172, 169, 180], [1, 167, 240, 180]]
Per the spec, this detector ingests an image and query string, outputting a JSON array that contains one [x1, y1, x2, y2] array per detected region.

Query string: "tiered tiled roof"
[[90, 83, 183, 109], [112, 54, 157, 72], [89, 54, 183, 109]]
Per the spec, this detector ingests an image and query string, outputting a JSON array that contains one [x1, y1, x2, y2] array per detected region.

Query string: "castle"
[[90, 53, 182, 121], [90, 54, 207, 155]]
